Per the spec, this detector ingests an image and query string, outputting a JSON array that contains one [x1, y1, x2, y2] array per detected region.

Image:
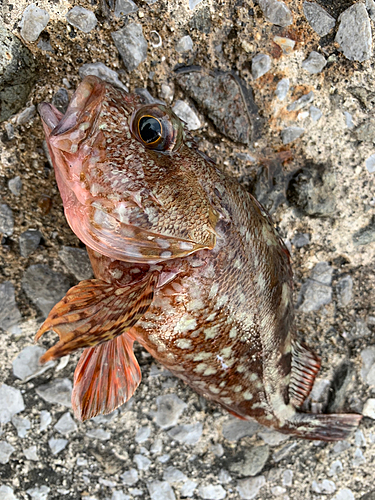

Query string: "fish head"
[[39, 76, 218, 263]]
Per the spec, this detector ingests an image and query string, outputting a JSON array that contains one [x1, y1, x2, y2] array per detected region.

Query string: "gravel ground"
[[1, 1, 375, 499]]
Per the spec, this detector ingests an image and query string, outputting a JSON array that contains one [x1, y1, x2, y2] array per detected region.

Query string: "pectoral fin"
[[35, 272, 158, 362], [289, 341, 321, 408], [72, 332, 141, 421]]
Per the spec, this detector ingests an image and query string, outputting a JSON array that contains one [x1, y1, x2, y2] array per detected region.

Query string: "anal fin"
[[289, 341, 321, 408]]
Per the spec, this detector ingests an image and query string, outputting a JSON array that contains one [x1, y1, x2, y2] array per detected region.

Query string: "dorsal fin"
[[289, 341, 321, 408]]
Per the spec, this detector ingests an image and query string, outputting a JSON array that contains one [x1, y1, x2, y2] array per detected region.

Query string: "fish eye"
[[131, 104, 184, 152]]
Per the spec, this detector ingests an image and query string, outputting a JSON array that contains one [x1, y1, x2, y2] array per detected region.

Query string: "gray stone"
[[159, 83, 174, 103], [344, 111, 354, 129], [236, 475, 266, 500], [251, 53, 271, 79], [37, 39, 53, 52], [66, 7, 97, 33], [222, 417, 259, 441], [52, 88, 69, 114], [16, 104, 36, 125], [0, 281, 22, 333], [58, 246, 93, 281], [258, 0, 292, 26], [292, 233, 310, 248], [197, 484, 226, 499], [298, 262, 333, 312], [366, 154, 375, 173], [218, 469, 232, 483], [229, 445, 269, 477], [8, 177, 22, 196], [21, 264, 70, 317], [366, 0, 375, 20], [172, 100, 201, 130], [86, 428, 111, 440], [310, 106, 322, 121], [121, 468, 138, 485], [180, 480, 197, 497], [111, 492, 131, 500], [352, 447, 366, 467], [0, 441, 15, 464], [111, 24, 148, 71], [40, 410, 52, 431], [114, 0, 138, 17], [355, 117, 375, 143], [353, 216, 375, 246], [20, 4, 50, 43], [257, 429, 289, 446], [311, 261, 333, 285], [168, 422, 203, 445], [163, 466, 188, 484], [335, 3, 372, 62], [360, 348, 375, 387], [154, 394, 187, 428], [275, 78, 289, 100], [11, 415, 30, 438], [35, 378, 72, 407], [350, 318, 370, 339], [24, 445, 39, 461], [54, 412, 77, 435], [333, 440, 351, 454], [150, 437, 163, 454], [0, 204, 14, 236], [282, 469, 293, 486], [287, 91, 314, 112], [336, 275, 353, 307], [19, 229, 42, 257], [302, 51, 327, 74], [79, 62, 128, 92], [312, 479, 336, 494], [303, 2, 336, 37], [5, 122, 15, 140], [27, 486, 50, 500], [133, 454, 151, 471], [0, 485, 18, 500], [158, 454, 170, 463], [0, 384, 25, 424], [135, 426, 151, 443], [48, 437, 68, 455], [328, 460, 343, 477], [189, 0, 203, 8], [272, 442, 298, 462], [147, 481, 176, 500], [176, 35, 194, 53], [281, 126, 305, 144], [363, 398, 375, 419], [332, 488, 355, 500]]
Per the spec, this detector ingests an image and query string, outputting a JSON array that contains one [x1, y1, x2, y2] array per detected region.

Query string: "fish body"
[[36, 76, 361, 439]]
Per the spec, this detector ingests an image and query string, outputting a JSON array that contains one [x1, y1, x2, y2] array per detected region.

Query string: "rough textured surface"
[[0, 0, 374, 499]]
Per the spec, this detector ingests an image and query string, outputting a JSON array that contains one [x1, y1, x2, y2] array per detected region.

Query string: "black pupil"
[[139, 116, 162, 144]]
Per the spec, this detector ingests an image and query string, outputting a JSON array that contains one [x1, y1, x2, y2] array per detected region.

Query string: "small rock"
[[189, 0, 203, 9], [275, 78, 289, 100], [111, 492, 131, 500], [0, 441, 15, 464], [150, 437, 163, 454], [58, 246, 93, 281], [176, 35, 194, 53], [302, 51, 327, 74], [229, 445, 269, 477], [163, 466, 188, 484], [352, 447, 366, 467], [85, 428, 111, 440], [20, 4, 50, 43], [134, 454, 151, 471], [54, 412, 77, 435], [147, 481, 176, 500], [222, 417, 259, 441], [309, 105, 322, 121], [121, 468, 138, 486], [135, 426, 151, 443], [0, 485, 18, 500], [197, 485, 226, 499], [354, 117, 375, 143], [19, 230, 42, 258], [360, 348, 375, 387], [287, 91, 314, 112], [27, 486, 50, 500], [11, 415, 30, 438], [154, 394, 187, 429], [172, 100, 201, 130], [344, 111, 354, 129], [311, 261, 333, 285], [349, 318, 370, 339], [367, 0, 375, 20], [0, 281, 22, 333], [168, 422, 203, 445], [158, 454, 170, 463], [180, 480, 197, 497], [272, 442, 297, 462], [111, 24, 148, 71], [218, 469, 232, 484], [336, 275, 353, 307], [335, 3, 372, 62], [363, 398, 375, 419], [159, 83, 174, 103], [66, 6, 97, 33], [328, 460, 343, 477], [282, 469, 293, 486], [52, 88, 69, 114], [292, 233, 310, 248], [0, 384, 25, 424], [332, 489, 355, 500], [312, 479, 336, 494], [271, 486, 286, 496], [281, 127, 305, 144], [298, 262, 333, 312], [273, 36, 295, 54], [37, 39, 53, 52], [251, 53, 271, 79], [236, 475, 266, 500], [35, 378, 72, 407], [0, 204, 14, 236], [258, 0, 292, 26], [24, 445, 39, 461], [48, 437, 68, 455], [40, 410, 52, 431], [8, 176, 22, 196], [333, 440, 351, 454], [210, 443, 224, 457], [365, 154, 375, 173], [257, 429, 289, 446], [114, 0, 138, 17], [79, 62, 128, 92], [303, 2, 336, 36], [16, 104, 36, 125]]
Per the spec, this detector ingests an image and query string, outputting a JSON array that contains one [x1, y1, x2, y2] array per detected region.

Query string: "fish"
[[36, 75, 361, 440]]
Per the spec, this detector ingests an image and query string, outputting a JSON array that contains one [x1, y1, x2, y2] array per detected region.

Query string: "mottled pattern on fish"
[[36, 76, 361, 439]]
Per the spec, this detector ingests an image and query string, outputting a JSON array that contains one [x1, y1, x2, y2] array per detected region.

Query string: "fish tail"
[[280, 412, 362, 441]]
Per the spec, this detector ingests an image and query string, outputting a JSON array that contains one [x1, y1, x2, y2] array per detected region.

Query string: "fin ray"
[[289, 341, 321, 408]]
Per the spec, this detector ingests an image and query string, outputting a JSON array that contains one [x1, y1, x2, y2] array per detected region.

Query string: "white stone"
[[363, 398, 375, 418], [48, 438, 68, 455], [54, 412, 77, 435], [236, 476, 266, 499], [0, 441, 15, 464], [0, 384, 25, 424], [0, 485, 19, 500], [197, 484, 226, 499], [13, 345, 54, 381], [173, 101, 201, 130]]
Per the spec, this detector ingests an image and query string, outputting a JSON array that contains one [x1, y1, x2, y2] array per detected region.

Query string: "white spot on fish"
[[209, 385, 220, 394], [250, 373, 258, 382], [194, 363, 207, 373], [243, 390, 253, 400], [173, 315, 197, 334], [236, 365, 246, 373], [221, 347, 232, 358], [215, 294, 229, 309], [179, 241, 194, 250], [203, 366, 217, 376], [193, 352, 212, 361], [233, 385, 243, 393], [155, 238, 170, 249], [217, 355, 228, 370], [221, 397, 233, 405], [229, 326, 238, 339], [208, 282, 219, 299], [161, 251, 172, 258], [204, 325, 220, 340], [175, 339, 192, 349]]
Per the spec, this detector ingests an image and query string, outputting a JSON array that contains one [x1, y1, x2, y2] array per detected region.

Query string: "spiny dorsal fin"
[[289, 341, 321, 408]]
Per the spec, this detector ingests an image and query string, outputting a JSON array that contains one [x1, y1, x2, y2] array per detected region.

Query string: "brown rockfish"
[[36, 76, 361, 440]]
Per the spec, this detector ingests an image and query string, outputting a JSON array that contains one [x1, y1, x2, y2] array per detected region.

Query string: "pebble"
[[86, 428, 111, 441], [51, 88, 69, 114], [35, 378, 72, 407], [335, 3, 372, 62], [344, 111, 354, 129], [336, 275, 353, 307], [287, 91, 314, 112], [365, 154, 375, 173], [197, 484, 226, 499], [48, 437, 68, 455], [189, 0, 203, 9], [58, 246, 93, 281], [20, 4, 50, 43], [17, 104, 36, 125], [150, 437, 163, 454], [257, 429, 289, 446], [312, 479, 336, 494], [26, 486, 50, 500], [66, 6, 97, 33], [147, 481, 176, 500], [298, 262, 333, 312], [352, 447, 366, 467], [229, 445, 269, 477], [176, 35, 194, 53], [134, 454, 151, 471], [160, 83, 174, 103], [271, 486, 286, 496], [275, 78, 289, 100], [180, 480, 197, 497], [135, 426, 151, 443], [273, 36, 295, 54], [111, 492, 131, 500], [332, 440, 351, 454], [24, 445, 39, 461], [0, 384, 25, 424], [0, 441, 15, 464], [40, 410, 52, 431], [222, 417, 259, 441], [236, 475, 266, 500], [0, 485, 18, 500], [251, 53, 271, 79], [54, 412, 77, 435], [332, 489, 355, 500], [218, 469, 232, 484], [0, 204, 14, 236], [111, 24, 148, 71], [328, 460, 343, 477], [21, 264, 70, 317], [79, 62, 128, 93], [363, 398, 375, 419], [172, 100, 201, 130], [19, 229, 42, 258], [303, 1, 336, 36], [360, 348, 375, 387], [282, 469, 293, 486], [121, 468, 138, 486], [258, 0, 292, 26], [292, 233, 310, 248], [302, 51, 327, 74], [8, 176, 22, 196], [349, 318, 370, 339], [272, 442, 297, 462], [158, 454, 170, 463], [11, 415, 30, 438], [281, 127, 305, 144], [167, 422, 203, 445], [308, 105, 322, 121], [154, 394, 187, 428], [114, 0, 138, 17], [367, 0, 375, 20], [163, 466, 188, 484], [0, 281, 22, 333]]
